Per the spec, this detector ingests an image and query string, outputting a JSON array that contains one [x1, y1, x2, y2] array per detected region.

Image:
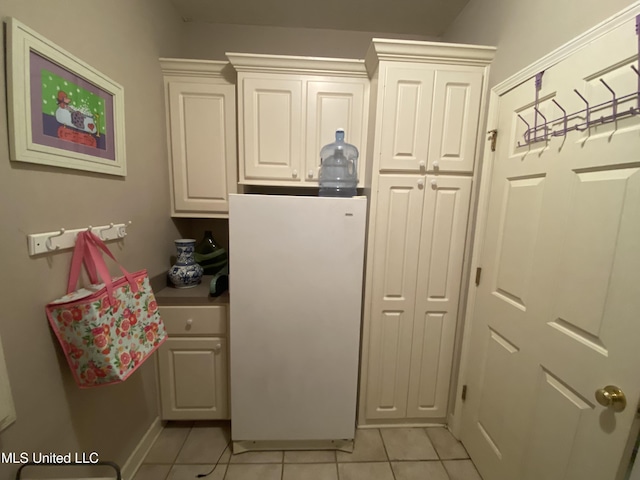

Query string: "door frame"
[[449, 1, 640, 439]]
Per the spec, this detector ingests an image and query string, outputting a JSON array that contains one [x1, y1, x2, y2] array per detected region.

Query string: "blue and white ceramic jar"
[[168, 239, 204, 288]]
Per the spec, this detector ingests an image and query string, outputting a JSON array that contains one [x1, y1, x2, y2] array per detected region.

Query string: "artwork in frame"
[[6, 17, 126, 176]]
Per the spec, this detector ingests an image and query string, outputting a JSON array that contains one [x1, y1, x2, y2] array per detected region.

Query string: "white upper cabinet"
[[228, 53, 370, 188], [379, 65, 435, 173], [428, 70, 483, 172], [161, 59, 237, 218], [367, 40, 491, 174], [305, 80, 368, 183], [241, 76, 304, 182]]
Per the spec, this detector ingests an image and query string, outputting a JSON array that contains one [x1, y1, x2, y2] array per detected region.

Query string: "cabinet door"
[[406, 175, 472, 418], [365, 175, 425, 419], [158, 337, 228, 420], [379, 65, 435, 172], [427, 70, 483, 172], [168, 81, 237, 216], [240, 77, 303, 183], [305, 80, 367, 186]]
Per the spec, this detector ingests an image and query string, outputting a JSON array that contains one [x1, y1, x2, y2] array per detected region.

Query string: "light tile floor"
[[134, 421, 482, 480]]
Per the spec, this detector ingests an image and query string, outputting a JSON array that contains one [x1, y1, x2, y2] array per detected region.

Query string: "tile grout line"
[[376, 428, 398, 480], [424, 426, 443, 462]]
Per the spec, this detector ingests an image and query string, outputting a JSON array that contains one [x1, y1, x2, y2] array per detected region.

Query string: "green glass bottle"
[[194, 231, 228, 276]]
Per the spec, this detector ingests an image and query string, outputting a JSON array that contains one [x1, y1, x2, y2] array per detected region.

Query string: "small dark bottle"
[[194, 231, 228, 276]]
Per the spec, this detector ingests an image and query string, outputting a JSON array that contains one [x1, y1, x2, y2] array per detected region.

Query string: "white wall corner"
[[120, 417, 164, 480]]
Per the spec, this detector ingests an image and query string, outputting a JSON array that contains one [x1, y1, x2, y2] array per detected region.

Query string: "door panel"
[[242, 77, 303, 181], [159, 337, 228, 420], [305, 80, 367, 185], [168, 82, 236, 214], [462, 13, 640, 480], [492, 174, 546, 311], [379, 65, 435, 172], [366, 175, 424, 418], [428, 70, 483, 172], [407, 176, 472, 418]]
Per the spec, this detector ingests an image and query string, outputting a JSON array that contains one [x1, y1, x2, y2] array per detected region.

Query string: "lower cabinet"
[[363, 174, 472, 422], [157, 305, 229, 420]]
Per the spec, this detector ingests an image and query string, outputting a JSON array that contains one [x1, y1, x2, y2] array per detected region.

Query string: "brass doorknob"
[[595, 385, 626, 412]]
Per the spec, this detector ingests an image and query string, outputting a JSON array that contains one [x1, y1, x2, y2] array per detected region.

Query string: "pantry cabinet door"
[[305, 80, 368, 186], [158, 337, 229, 420], [168, 82, 237, 216], [379, 65, 435, 172], [427, 70, 483, 172], [407, 175, 472, 419], [365, 175, 425, 419], [240, 77, 303, 183]]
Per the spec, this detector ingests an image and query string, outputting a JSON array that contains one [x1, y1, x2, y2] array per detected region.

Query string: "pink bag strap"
[[84, 232, 139, 293], [83, 235, 117, 305], [66, 231, 139, 305], [67, 232, 99, 294]]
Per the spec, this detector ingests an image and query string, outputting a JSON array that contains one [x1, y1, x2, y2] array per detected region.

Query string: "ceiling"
[[169, 0, 470, 37]]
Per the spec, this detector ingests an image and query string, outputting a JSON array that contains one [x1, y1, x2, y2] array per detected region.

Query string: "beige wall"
[[442, 0, 637, 86], [0, 0, 183, 476], [180, 21, 436, 60]]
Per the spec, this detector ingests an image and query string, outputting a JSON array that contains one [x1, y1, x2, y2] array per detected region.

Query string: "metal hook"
[[534, 107, 549, 141], [45, 228, 65, 251], [517, 114, 532, 146], [630, 65, 639, 111], [599, 78, 617, 119], [574, 89, 590, 131], [552, 99, 568, 137]]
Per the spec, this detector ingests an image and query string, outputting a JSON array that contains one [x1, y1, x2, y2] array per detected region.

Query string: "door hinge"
[[487, 129, 498, 152], [475, 267, 482, 286], [462, 385, 468, 401]]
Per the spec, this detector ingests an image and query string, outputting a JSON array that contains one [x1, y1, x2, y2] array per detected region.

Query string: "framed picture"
[[6, 18, 126, 176]]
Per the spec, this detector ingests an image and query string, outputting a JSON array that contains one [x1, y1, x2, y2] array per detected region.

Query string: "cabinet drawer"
[[159, 306, 227, 336]]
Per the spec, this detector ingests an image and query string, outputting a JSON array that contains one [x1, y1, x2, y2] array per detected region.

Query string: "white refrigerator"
[[229, 194, 367, 452]]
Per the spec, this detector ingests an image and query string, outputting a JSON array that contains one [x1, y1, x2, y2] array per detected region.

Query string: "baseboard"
[[121, 417, 164, 480], [357, 421, 447, 429]]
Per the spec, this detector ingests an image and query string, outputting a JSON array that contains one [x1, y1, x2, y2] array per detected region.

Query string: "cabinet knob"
[[308, 170, 314, 179], [417, 179, 424, 189], [419, 160, 426, 169], [292, 169, 298, 178], [431, 179, 438, 189], [433, 161, 440, 169], [212, 343, 222, 353], [186, 318, 193, 327]]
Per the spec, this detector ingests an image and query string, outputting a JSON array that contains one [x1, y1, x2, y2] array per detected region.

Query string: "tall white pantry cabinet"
[[359, 40, 495, 425]]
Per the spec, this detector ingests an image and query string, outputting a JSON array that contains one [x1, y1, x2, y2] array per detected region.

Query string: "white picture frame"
[[6, 17, 126, 176]]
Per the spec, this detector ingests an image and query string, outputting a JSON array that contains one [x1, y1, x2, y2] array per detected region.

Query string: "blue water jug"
[[318, 129, 358, 197]]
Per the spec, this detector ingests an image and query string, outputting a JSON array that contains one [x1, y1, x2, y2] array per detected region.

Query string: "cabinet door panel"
[[241, 77, 303, 182], [168, 82, 236, 215], [379, 66, 434, 172], [366, 175, 425, 419], [428, 70, 483, 172], [407, 176, 472, 418], [158, 337, 228, 420], [306, 80, 367, 185]]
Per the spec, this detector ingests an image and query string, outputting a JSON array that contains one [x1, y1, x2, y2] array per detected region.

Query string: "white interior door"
[[461, 12, 640, 480]]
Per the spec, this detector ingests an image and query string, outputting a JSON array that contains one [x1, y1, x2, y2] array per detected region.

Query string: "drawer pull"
[[212, 344, 222, 353], [186, 318, 193, 327]]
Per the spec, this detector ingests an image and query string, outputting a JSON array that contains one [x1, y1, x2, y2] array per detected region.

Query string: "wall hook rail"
[[28, 221, 132, 256]]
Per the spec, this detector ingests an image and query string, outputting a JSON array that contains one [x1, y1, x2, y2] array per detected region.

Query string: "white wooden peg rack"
[[27, 222, 132, 256]]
